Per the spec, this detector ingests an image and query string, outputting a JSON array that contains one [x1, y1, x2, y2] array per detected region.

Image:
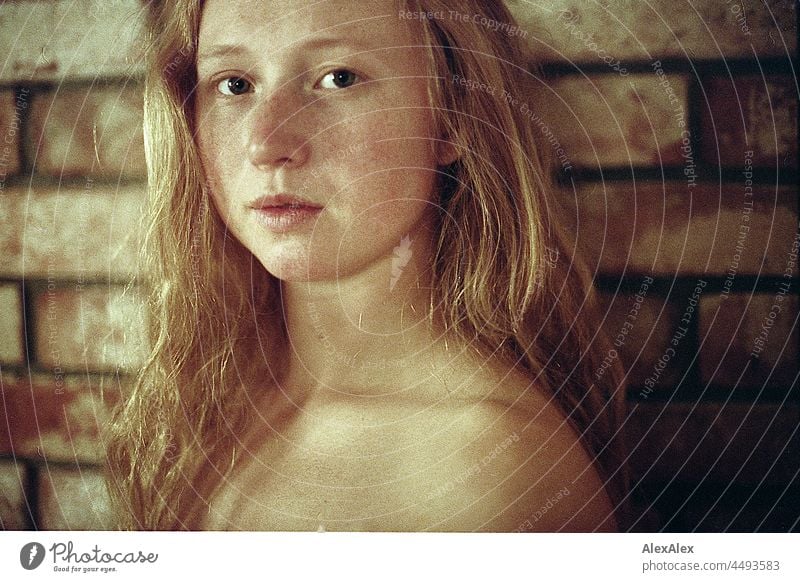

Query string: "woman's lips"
[[248, 194, 323, 233], [252, 203, 322, 233], [249, 193, 321, 209]]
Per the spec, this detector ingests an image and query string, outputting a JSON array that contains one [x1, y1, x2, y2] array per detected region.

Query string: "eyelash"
[[214, 68, 364, 97]]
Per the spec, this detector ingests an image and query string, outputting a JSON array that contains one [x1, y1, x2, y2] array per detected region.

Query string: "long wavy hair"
[[105, 0, 629, 530]]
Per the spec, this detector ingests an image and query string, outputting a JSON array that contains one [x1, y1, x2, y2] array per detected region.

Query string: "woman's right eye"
[[216, 77, 252, 96]]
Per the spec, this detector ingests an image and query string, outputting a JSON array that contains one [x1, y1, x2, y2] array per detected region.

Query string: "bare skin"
[[194, 365, 617, 532], [192, 0, 617, 531]]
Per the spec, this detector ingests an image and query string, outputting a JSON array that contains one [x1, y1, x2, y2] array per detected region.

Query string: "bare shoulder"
[[491, 395, 616, 532], [433, 372, 618, 532]]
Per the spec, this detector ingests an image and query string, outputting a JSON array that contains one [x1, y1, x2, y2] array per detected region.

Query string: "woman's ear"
[[436, 139, 460, 166]]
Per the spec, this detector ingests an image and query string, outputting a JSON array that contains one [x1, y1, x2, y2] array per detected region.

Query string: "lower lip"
[[253, 205, 322, 232]]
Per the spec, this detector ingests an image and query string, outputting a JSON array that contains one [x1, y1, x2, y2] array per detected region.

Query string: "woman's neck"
[[275, 243, 467, 400]]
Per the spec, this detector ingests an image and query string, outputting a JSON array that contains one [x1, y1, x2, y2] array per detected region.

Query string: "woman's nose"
[[246, 87, 311, 170]]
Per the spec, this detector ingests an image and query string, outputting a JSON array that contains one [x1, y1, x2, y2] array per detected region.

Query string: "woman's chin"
[[258, 255, 337, 284]]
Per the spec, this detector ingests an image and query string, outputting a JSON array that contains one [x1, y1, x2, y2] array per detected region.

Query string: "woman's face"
[[195, 0, 453, 282]]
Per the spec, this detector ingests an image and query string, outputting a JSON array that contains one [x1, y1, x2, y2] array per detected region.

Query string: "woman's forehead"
[[198, 0, 416, 50]]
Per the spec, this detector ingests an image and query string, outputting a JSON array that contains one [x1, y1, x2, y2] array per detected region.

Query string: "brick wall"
[[0, 0, 147, 531], [515, 0, 799, 531], [1, 0, 797, 531]]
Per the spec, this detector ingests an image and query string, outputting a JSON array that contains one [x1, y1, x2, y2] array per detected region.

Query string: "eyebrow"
[[197, 44, 248, 61], [197, 35, 376, 62]]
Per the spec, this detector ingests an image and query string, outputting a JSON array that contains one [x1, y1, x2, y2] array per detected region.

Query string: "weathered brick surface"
[[0, 90, 23, 181], [0, 373, 121, 464], [700, 76, 798, 170], [38, 466, 114, 530], [537, 74, 688, 168], [33, 286, 148, 372], [513, 0, 797, 62], [28, 86, 146, 179], [599, 291, 686, 393], [0, 0, 145, 83], [0, 459, 29, 530], [627, 401, 800, 487], [699, 293, 798, 391], [0, 283, 23, 364], [0, 185, 145, 278], [565, 183, 798, 276]]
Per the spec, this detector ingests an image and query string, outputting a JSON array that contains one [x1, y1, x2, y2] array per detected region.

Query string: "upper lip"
[[248, 194, 323, 209]]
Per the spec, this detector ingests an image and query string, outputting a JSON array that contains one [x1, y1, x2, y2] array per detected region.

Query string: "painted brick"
[[38, 466, 114, 530], [566, 183, 798, 277], [28, 86, 145, 179], [699, 293, 798, 391], [627, 402, 800, 487], [700, 76, 798, 170], [0, 0, 145, 83], [0, 185, 145, 278], [0, 90, 23, 182], [0, 459, 29, 530], [513, 0, 797, 62], [0, 373, 121, 464], [599, 292, 686, 394], [33, 286, 148, 372], [536, 74, 687, 168], [0, 283, 23, 364]]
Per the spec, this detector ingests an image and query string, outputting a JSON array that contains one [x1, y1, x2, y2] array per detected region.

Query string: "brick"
[[0, 373, 122, 464], [0, 459, 29, 530], [536, 74, 688, 168], [513, 0, 797, 62], [599, 291, 686, 394], [0, 185, 145, 278], [627, 401, 800, 487], [33, 286, 148, 372], [566, 182, 798, 277], [700, 76, 797, 170], [0, 283, 23, 364], [0, 90, 23, 181], [28, 86, 145, 179], [0, 0, 145, 83], [699, 293, 798, 391], [38, 466, 114, 530]]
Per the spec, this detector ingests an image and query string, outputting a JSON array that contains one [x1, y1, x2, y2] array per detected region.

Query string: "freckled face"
[[194, 0, 452, 282]]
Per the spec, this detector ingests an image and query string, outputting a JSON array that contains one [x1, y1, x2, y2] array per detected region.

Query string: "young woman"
[[106, 0, 629, 531]]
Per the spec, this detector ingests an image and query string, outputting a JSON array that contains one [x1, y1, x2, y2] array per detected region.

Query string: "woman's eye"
[[216, 77, 252, 96], [318, 69, 360, 90]]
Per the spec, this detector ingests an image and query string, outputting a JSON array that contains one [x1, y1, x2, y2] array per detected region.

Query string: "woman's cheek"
[[203, 162, 233, 222], [195, 140, 224, 216], [349, 140, 438, 234]]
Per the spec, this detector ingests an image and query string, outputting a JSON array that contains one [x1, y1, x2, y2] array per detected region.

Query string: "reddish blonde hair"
[[106, 0, 629, 530]]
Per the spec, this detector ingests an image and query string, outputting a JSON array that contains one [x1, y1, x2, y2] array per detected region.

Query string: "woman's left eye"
[[318, 69, 361, 90]]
